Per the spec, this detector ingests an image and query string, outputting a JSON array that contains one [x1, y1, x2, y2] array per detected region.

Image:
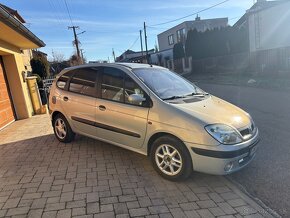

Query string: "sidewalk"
[[184, 72, 290, 92], [0, 115, 274, 217]]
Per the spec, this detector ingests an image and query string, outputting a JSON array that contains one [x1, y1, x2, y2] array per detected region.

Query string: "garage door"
[[0, 57, 15, 129]]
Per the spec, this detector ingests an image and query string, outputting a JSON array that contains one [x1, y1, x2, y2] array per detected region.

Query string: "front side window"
[[124, 74, 145, 106], [68, 68, 98, 97], [133, 68, 204, 100], [101, 67, 146, 106], [101, 67, 124, 102], [56, 71, 74, 90]]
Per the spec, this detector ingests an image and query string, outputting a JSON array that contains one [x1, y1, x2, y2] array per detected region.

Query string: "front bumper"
[[186, 128, 260, 175]]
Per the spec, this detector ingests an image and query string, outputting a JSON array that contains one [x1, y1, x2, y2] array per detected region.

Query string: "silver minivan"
[[49, 63, 259, 180]]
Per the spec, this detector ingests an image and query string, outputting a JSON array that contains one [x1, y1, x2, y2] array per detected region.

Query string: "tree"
[[50, 50, 65, 63], [30, 56, 49, 78], [157, 53, 162, 66], [185, 29, 200, 59], [69, 54, 82, 66], [154, 42, 159, 53], [173, 42, 185, 60], [185, 26, 249, 60]]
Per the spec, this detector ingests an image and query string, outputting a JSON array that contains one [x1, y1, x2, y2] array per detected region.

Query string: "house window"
[[168, 34, 174, 45], [177, 28, 186, 43]]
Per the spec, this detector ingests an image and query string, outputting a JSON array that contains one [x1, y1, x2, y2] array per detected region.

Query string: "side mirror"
[[128, 94, 146, 105]]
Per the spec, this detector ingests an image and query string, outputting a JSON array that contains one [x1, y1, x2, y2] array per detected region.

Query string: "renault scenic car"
[[49, 63, 259, 180]]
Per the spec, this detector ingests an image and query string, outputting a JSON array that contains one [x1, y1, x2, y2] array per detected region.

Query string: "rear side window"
[[68, 68, 98, 97], [56, 71, 73, 90]]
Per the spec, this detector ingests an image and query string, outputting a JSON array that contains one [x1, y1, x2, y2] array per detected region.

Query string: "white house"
[[157, 16, 228, 52], [235, 0, 290, 52], [153, 16, 228, 72]]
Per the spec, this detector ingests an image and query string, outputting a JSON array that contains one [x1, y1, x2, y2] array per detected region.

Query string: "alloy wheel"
[[155, 144, 183, 176], [55, 118, 67, 139]]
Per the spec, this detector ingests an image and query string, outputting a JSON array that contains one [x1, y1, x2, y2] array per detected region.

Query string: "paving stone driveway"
[[0, 115, 273, 218]]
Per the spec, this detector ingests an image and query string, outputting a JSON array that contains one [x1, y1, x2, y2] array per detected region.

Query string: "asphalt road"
[[197, 83, 290, 217]]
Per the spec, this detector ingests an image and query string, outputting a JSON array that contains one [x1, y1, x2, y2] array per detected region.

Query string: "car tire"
[[53, 113, 75, 143], [150, 135, 193, 181]]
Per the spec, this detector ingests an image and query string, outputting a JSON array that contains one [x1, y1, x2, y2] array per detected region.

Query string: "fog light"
[[224, 162, 234, 172]]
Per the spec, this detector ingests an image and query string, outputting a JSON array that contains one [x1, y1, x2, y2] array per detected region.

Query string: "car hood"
[[171, 95, 251, 129]]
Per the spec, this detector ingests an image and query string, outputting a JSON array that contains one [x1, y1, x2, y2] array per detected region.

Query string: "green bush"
[[173, 42, 185, 60], [185, 26, 249, 60], [30, 56, 49, 78]]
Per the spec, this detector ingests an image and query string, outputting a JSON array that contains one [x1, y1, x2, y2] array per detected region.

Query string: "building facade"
[[235, 0, 290, 52], [152, 16, 228, 73], [116, 49, 155, 63], [0, 4, 45, 130], [157, 16, 228, 52]]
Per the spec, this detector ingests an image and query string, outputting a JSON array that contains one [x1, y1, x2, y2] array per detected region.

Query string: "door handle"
[[99, 105, 106, 111], [63, 96, 69, 101]]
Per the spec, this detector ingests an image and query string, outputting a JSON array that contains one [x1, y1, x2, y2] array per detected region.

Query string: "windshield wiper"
[[186, 92, 209, 97], [162, 95, 186, 101]]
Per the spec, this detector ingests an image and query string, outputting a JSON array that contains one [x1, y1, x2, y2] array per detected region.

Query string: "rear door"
[[59, 67, 99, 137], [94, 67, 150, 148]]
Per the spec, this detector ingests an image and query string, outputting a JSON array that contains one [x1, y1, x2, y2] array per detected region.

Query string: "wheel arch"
[[51, 111, 63, 122], [147, 132, 185, 156]]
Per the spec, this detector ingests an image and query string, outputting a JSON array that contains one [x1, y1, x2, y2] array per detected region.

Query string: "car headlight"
[[205, 124, 243, 145]]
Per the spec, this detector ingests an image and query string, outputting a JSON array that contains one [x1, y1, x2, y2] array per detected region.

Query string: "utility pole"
[[112, 48, 116, 62], [139, 30, 144, 63], [68, 26, 80, 58], [143, 22, 149, 63], [80, 49, 85, 64]]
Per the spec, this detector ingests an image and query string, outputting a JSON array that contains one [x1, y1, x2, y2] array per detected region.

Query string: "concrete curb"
[[223, 176, 281, 218], [186, 78, 290, 92]]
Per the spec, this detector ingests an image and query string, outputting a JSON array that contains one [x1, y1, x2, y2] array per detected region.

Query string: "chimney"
[[195, 14, 201, 21]]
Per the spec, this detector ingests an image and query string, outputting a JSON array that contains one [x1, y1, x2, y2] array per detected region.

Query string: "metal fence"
[[41, 76, 56, 106], [42, 77, 55, 92], [190, 46, 290, 75]]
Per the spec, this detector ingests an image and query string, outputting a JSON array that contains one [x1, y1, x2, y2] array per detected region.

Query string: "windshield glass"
[[133, 68, 204, 100]]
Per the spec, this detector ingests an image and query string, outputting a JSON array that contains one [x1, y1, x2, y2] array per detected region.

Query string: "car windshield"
[[133, 68, 205, 100]]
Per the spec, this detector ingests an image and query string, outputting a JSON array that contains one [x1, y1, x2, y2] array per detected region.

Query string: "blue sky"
[[2, 0, 254, 61]]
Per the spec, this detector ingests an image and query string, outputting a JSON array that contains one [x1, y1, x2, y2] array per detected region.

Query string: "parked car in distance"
[[49, 63, 259, 180]]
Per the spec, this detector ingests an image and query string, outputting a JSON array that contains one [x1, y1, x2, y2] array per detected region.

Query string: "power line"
[[146, 26, 171, 31], [47, 0, 65, 26], [229, 16, 241, 21], [149, 0, 231, 26], [128, 35, 140, 50], [64, 0, 74, 26], [55, 0, 69, 25]]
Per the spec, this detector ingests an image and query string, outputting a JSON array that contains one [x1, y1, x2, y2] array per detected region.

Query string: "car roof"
[[60, 62, 165, 74]]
